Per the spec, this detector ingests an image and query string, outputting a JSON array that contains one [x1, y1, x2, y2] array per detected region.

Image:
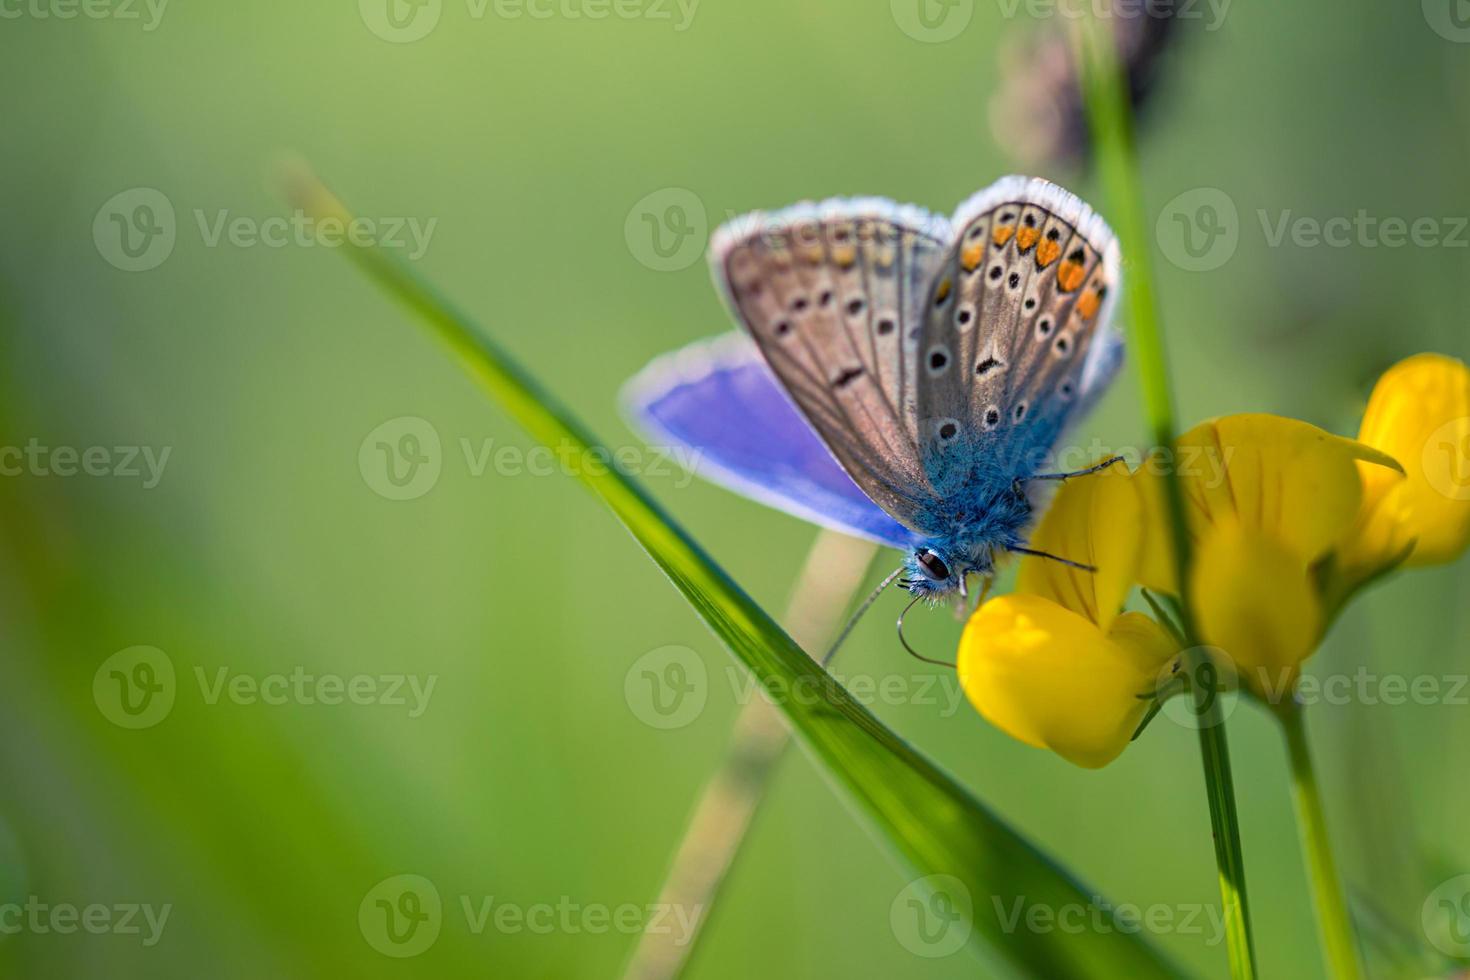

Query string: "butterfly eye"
[[917, 550, 951, 582]]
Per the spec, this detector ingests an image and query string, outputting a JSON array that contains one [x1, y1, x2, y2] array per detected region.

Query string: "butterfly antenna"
[[818, 563, 906, 667], [897, 594, 957, 669]]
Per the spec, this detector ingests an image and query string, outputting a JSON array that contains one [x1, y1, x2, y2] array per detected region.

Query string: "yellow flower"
[[955, 353, 1469, 762], [1160, 357, 1469, 690], [1161, 415, 1401, 690], [957, 464, 1179, 768], [1341, 353, 1470, 573]]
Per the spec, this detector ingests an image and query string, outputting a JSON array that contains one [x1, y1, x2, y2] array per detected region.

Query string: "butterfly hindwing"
[[917, 176, 1123, 496], [711, 199, 952, 531], [620, 333, 918, 550]]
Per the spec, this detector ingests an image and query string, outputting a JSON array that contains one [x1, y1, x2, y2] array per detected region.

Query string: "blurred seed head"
[[990, 0, 1181, 169]]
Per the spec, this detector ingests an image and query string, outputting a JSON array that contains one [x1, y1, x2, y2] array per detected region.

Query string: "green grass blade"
[[1076, 17, 1258, 979], [286, 166, 1186, 980]]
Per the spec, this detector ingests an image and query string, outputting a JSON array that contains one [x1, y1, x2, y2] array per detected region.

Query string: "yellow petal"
[[1176, 414, 1393, 563], [1326, 464, 1414, 609], [1131, 455, 1182, 595], [1353, 353, 1470, 567], [958, 595, 1179, 769], [1017, 459, 1139, 630], [1190, 520, 1323, 696]]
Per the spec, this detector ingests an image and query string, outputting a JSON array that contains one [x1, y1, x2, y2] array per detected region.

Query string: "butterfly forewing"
[[711, 200, 951, 529], [917, 177, 1122, 494]]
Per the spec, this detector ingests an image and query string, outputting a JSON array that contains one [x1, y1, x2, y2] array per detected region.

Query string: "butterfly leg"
[[1008, 546, 1098, 573], [1012, 455, 1127, 496], [953, 573, 994, 620]]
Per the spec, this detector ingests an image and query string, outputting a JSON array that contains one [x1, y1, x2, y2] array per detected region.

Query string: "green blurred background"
[[1, 0, 1467, 976]]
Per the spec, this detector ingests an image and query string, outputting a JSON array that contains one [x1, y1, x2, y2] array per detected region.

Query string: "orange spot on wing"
[[1057, 260, 1086, 292], [935, 278, 953, 303], [1036, 240, 1061, 267], [1016, 227, 1040, 252], [834, 245, 856, 268], [961, 243, 984, 271], [992, 225, 1015, 246], [1076, 289, 1100, 319]]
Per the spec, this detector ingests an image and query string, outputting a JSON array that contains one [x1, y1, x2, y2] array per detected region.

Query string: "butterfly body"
[[625, 177, 1122, 602], [895, 486, 1034, 596]]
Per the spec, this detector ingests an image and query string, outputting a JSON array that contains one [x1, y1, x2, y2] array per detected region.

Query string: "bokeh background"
[[2, 0, 1468, 976]]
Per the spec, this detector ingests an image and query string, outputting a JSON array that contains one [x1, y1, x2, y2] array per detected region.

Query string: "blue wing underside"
[[621, 334, 919, 551]]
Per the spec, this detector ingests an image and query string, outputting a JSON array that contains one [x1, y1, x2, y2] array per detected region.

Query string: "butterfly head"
[[901, 545, 990, 599]]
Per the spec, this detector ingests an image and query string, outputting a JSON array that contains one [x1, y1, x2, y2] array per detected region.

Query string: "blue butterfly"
[[624, 176, 1123, 609]]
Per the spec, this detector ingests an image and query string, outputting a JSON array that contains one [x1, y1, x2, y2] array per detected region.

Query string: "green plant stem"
[[1076, 18, 1257, 980], [623, 531, 878, 980], [1277, 701, 1364, 980]]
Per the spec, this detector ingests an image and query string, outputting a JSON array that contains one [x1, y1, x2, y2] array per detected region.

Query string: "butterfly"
[[624, 175, 1122, 606]]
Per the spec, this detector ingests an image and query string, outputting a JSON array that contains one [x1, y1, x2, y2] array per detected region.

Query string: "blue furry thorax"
[[898, 483, 1038, 598]]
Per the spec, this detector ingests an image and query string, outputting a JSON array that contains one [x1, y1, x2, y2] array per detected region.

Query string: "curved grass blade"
[[283, 163, 1186, 980]]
